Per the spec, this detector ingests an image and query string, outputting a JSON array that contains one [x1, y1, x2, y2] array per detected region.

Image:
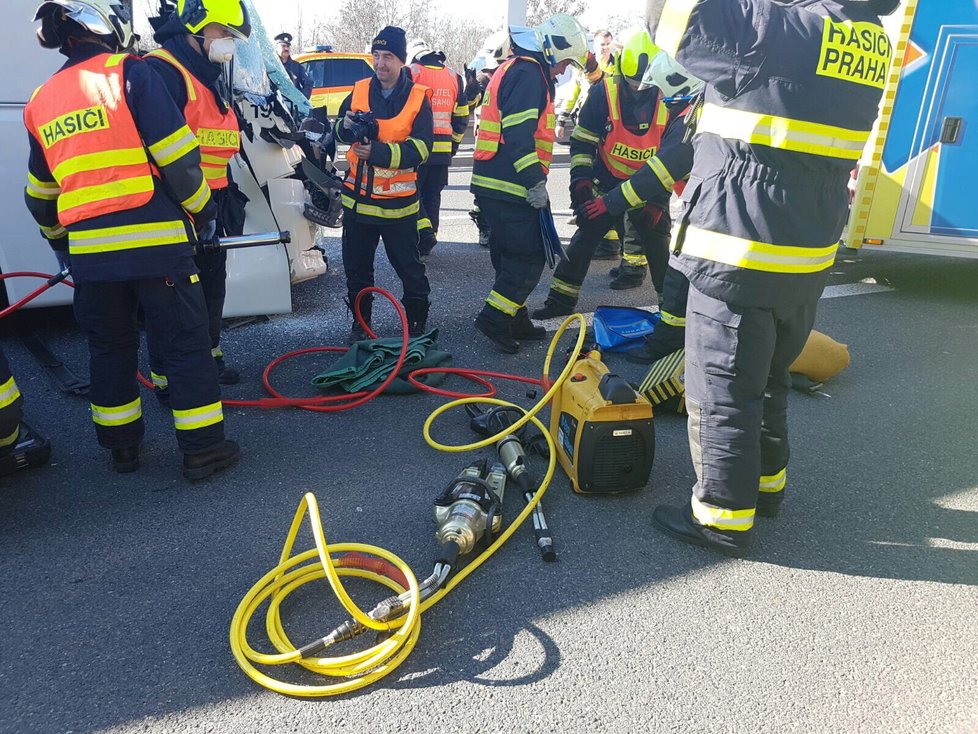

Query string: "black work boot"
[[402, 297, 431, 338], [183, 439, 240, 481], [475, 308, 519, 354], [609, 264, 621, 278], [347, 295, 374, 343], [593, 245, 621, 261], [214, 356, 240, 385], [610, 264, 646, 290], [651, 504, 750, 558], [626, 340, 678, 365], [111, 444, 141, 474], [0, 423, 52, 477], [530, 299, 574, 321], [512, 307, 546, 340]]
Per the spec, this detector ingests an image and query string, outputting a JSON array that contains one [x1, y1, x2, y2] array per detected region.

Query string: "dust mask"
[[208, 37, 236, 64]]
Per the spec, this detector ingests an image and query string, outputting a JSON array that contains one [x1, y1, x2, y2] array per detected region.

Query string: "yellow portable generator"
[[549, 350, 655, 494]]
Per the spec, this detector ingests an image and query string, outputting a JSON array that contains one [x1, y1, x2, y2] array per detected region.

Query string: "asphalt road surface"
[[1, 149, 976, 734]]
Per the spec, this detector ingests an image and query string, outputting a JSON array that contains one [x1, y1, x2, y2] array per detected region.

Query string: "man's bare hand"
[[352, 142, 372, 159]]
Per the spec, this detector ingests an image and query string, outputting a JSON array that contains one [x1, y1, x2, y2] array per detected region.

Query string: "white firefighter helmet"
[[511, 13, 589, 69], [630, 30, 704, 98], [473, 29, 511, 71], [407, 38, 435, 64], [33, 0, 134, 50]]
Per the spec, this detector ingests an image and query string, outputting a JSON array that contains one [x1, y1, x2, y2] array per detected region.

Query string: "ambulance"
[[847, 0, 978, 258], [0, 0, 327, 316]]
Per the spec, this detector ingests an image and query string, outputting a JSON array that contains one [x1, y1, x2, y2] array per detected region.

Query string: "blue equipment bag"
[[540, 207, 567, 269], [592, 306, 661, 352]]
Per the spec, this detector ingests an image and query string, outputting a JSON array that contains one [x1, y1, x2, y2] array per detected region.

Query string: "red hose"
[[0, 271, 74, 320]]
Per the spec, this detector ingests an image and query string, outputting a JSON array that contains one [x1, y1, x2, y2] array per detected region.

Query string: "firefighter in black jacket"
[[24, 0, 238, 479], [636, 0, 898, 556], [470, 14, 589, 353], [334, 26, 434, 340], [532, 28, 693, 323]]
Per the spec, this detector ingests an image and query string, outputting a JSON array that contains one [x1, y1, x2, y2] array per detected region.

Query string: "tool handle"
[[195, 231, 291, 254], [523, 491, 557, 562]]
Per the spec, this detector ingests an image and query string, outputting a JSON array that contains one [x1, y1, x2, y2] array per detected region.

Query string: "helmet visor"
[[35, 0, 113, 35]]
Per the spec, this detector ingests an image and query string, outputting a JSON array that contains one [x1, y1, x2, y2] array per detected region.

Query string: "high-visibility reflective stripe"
[[486, 290, 520, 316], [105, 53, 126, 68], [622, 180, 643, 208], [604, 155, 641, 179], [39, 223, 68, 239], [571, 154, 594, 169], [190, 274, 199, 284], [148, 126, 198, 167], [417, 217, 432, 231], [147, 49, 197, 102], [759, 468, 786, 494], [479, 120, 501, 134], [150, 371, 168, 389], [211, 346, 223, 359], [452, 131, 464, 142], [181, 178, 210, 214], [622, 253, 648, 266], [0, 426, 19, 448], [660, 310, 686, 327], [432, 140, 453, 154], [203, 167, 227, 181], [691, 495, 755, 531], [387, 142, 402, 170], [91, 397, 142, 427], [347, 199, 420, 219], [454, 104, 469, 115], [501, 108, 539, 128], [514, 152, 539, 172], [432, 111, 453, 128], [656, 0, 700, 58], [696, 104, 870, 160], [52, 148, 147, 182], [604, 229, 620, 241], [173, 401, 223, 431], [69, 220, 189, 254], [471, 174, 527, 198], [647, 156, 676, 190], [408, 137, 429, 161], [550, 278, 581, 297], [200, 153, 229, 166], [26, 172, 61, 200], [571, 125, 600, 145], [58, 176, 156, 215], [475, 139, 499, 154], [682, 227, 839, 274], [0, 377, 22, 409]]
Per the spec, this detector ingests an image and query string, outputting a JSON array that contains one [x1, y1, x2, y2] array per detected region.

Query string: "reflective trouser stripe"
[[680, 226, 839, 274], [173, 401, 224, 431], [603, 229, 619, 242], [0, 377, 22, 409], [623, 253, 647, 266], [660, 310, 686, 327], [0, 426, 19, 448], [656, 0, 700, 58], [69, 221, 189, 255], [550, 278, 580, 297], [691, 495, 755, 532], [696, 104, 870, 160], [486, 290, 520, 316], [150, 371, 168, 389], [759, 468, 787, 494], [91, 397, 142, 427]]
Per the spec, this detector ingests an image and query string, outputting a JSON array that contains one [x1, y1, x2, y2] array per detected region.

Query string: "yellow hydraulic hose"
[[229, 314, 587, 696]]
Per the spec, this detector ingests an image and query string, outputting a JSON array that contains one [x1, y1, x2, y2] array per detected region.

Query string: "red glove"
[[576, 196, 609, 222], [570, 179, 595, 209], [642, 204, 666, 228]]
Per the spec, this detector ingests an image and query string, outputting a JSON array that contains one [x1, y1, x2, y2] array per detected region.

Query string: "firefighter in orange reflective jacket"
[[23, 0, 238, 480], [145, 0, 253, 388], [407, 40, 468, 256], [470, 15, 590, 354]]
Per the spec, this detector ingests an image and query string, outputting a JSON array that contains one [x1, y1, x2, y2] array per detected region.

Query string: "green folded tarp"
[[311, 329, 452, 395]]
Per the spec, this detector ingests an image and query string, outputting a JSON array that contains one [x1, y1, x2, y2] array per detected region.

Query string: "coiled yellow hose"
[[229, 314, 587, 696]]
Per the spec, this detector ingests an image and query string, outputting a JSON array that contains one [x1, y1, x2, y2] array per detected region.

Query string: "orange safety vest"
[[409, 63, 458, 155], [23, 53, 157, 226], [474, 57, 555, 175], [598, 78, 669, 180], [147, 49, 240, 190], [344, 78, 429, 199]]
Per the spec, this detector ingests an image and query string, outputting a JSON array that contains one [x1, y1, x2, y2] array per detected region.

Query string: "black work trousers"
[[684, 284, 819, 537], [476, 196, 546, 320], [545, 209, 669, 309], [644, 265, 691, 360], [417, 164, 450, 237], [0, 345, 24, 452], [342, 213, 431, 305], [74, 276, 225, 454]]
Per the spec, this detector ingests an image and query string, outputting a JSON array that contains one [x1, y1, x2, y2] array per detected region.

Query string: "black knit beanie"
[[371, 26, 407, 62]]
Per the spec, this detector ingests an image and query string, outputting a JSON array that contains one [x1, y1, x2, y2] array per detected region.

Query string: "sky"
[[248, 0, 647, 42]]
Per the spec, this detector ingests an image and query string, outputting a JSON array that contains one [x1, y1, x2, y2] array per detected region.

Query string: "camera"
[[347, 111, 379, 143]]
